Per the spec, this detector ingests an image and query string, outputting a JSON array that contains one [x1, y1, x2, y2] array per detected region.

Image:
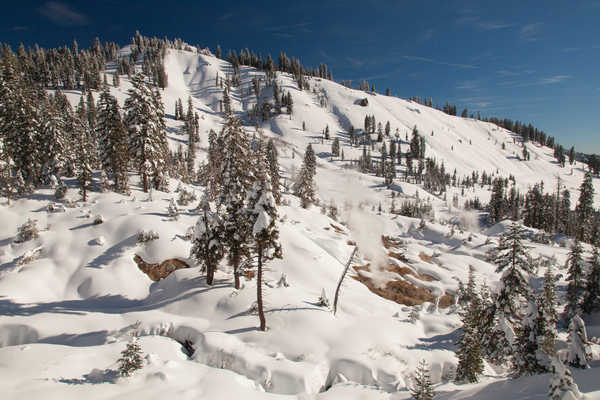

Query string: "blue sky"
[[3, 0, 599, 153]]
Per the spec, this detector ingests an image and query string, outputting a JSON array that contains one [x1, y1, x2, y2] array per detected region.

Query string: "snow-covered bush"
[[15, 218, 39, 243], [54, 179, 67, 200], [168, 198, 180, 220], [277, 273, 290, 288], [548, 357, 581, 399], [18, 246, 43, 266], [46, 202, 66, 213], [93, 215, 104, 225], [118, 339, 144, 377], [184, 226, 194, 241], [317, 288, 330, 307], [137, 230, 159, 244], [408, 308, 420, 323], [567, 316, 591, 368], [177, 187, 197, 206], [98, 170, 110, 192]]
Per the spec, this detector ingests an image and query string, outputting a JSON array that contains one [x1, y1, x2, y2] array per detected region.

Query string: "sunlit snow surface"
[[1, 47, 599, 399]]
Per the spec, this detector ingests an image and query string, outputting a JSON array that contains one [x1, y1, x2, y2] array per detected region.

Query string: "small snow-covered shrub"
[[93, 215, 104, 225], [15, 218, 39, 243], [277, 273, 290, 288], [247, 302, 259, 315], [184, 226, 194, 241], [177, 187, 197, 206], [118, 339, 144, 377], [92, 236, 105, 246], [167, 199, 179, 220], [54, 180, 67, 200], [137, 230, 159, 244], [18, 246, 43, 265], [317, 288, 330, 307], [46, 202, 66, 213], [408, 308, 420, 323]]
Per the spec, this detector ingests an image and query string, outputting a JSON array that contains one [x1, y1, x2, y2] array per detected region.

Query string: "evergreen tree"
[[266, 139, 281, 205], [583, 247, 600, 314], [455, 266, 484, 383], [95, 87, 129, 193], [513, 298, 545, 376], [410, 359, 435, 400], [293, 144, 317, 208], [536, 266, 558, 362], [190, 193, 225, 285], [219, 114, 253, 290], [247, 151, 282, 331], [74, 106, 94, 201], [575, 171, 595, 242], [118, 339, 144, 377], [124, 73, 168, 192], [567, 315, 590, 369], [565, 240, 585, 319], [548, 358, 582, 400], [493, 223, 533, 324], [331, 137, 340, 157]]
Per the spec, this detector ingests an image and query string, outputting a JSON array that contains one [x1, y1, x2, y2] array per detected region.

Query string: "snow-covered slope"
[[1, 48, 599, 399]]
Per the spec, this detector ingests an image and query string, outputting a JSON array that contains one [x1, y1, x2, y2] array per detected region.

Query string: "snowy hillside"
[[1, 46, 600, 400]]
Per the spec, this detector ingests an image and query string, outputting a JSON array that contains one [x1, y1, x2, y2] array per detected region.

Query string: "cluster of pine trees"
[[455, 222, 598, 396], [488, 172, 599, 244]]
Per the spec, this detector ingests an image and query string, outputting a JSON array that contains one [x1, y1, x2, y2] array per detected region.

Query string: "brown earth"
[[133, 254, 190, 281]]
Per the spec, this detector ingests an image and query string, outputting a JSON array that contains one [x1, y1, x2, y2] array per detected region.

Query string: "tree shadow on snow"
[[59, 368, 119, 385], [85, 234, 139, 269]]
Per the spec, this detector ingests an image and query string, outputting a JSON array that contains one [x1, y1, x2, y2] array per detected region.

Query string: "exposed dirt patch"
[[382, 235, 404, 249], [418, 252, 433, 263], [133, 255, 190, 281], [388, 251, 408, 262], [329, 223, 345, 234], [352, 263, 453, 308]]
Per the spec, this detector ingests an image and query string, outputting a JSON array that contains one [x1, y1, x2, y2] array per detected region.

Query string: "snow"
[[1, 46, 600, 399]]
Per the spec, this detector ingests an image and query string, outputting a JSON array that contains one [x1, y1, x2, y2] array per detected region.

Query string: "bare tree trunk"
[[233, 251, 241, 290], [333, 246, 358, 315], [257, 243, 266, 331]]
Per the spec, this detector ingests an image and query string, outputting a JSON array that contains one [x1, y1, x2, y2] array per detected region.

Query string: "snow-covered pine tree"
[[190, 193, 225, 285], [293, 144, 317, 208], [74, 107, 94, 201], [535, 266, 558, 366], [124, 73, 168, 192], [118, 339, 144, 377], [167, 198, 179, 220], [583, 247, 600, 314], [492, 222, 533, 327], [548, 357, 582, 400], [95, 87, 129, 193], [513, 297, 545, 376], [266, 139, 281, 205], [567, 315, 590, 369], [219, 114, 253, 289], [331, 137, 340, 157], [455, 266, 485, 383], [565, 240, 585, 319], [575, 171, 595, 242], [206, 129, 222, 200], [246, 147, 282, 331], [411, 359, 435, 400]]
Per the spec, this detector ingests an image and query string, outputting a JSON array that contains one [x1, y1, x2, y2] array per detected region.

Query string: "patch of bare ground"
[[133, 255, 190, 281]]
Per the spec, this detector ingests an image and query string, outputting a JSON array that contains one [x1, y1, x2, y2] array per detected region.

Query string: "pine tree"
[[513, 298, 545, 376], [411, 359, 435, 400], [247, 151, 282, 331], [206, 129, 222, 200], [219, 114, 253, 289], [74, 107, 94, 201], [565, 240, 585, 319], [118, 339, 144, 377], [583, 247, 600, 314], [536, 266, 558, 363], [190, 194, 225, 285], [293, 144, 317, 208], [124, 73, 168, 192], [548, 357, 582, 400], [266, 139, 281, 205], [331, 137, 340, 157], [455, 266, 485, 383], [575, 171, 595, 242], [493, 223, 533, 324], [567, 315, 590, 369], [95, 87, 129, 193]]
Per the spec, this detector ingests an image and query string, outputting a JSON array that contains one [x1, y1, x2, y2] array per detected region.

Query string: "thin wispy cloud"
[[418, 29, 434, 42], [455, 11, 511, 31], [562, 47, 581, 52], [456, 81, 479, 90], [540, 75, 571, 84], [477, 21, 512, 30], [402, 55, 477, 69], [265, 22, 312, 33], [11, 26, 29, 31], [37, 1, 89, 26], [520, 22, 543, 42]]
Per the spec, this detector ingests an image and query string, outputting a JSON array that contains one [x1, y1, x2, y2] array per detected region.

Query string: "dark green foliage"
[[118, 340, 144, 377], [411, 359, 435, 399]]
